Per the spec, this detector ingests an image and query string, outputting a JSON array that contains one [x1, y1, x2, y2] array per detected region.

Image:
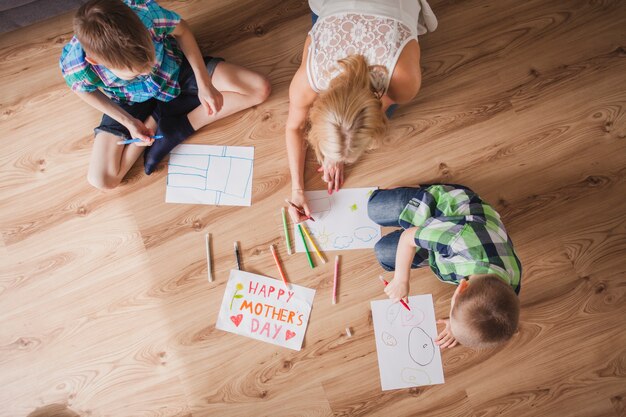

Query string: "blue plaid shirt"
[[59, 0, 183, 103]]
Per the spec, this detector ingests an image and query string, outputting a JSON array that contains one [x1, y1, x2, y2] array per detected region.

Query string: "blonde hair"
[[307, 55, 388, 166], [450, 275, 520, 349], [74, 0, 155, 72]]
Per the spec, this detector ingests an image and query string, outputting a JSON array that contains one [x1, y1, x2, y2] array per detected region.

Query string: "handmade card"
[[371, 295, 445, 390], [216, 270, 316, 351], [166, 144, 254, 206], [294, 187, 381, 252]]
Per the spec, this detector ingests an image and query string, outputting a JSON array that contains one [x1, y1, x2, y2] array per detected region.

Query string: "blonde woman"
[[286, 0, 437, 222]]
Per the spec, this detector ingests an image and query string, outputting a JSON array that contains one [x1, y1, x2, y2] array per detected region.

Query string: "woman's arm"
[[286, 37, 318, 222], [386, 40, 422, 105]]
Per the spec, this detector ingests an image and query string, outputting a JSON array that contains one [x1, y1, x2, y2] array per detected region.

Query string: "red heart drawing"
[[285, 330, 296, 341], [230, 314, 243, 327]]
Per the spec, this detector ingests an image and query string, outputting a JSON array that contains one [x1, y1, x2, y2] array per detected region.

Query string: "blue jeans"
[[367, 188, 430, 271]]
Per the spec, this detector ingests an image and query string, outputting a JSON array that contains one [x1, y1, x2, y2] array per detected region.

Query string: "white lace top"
[[306, 0, 438, 94]]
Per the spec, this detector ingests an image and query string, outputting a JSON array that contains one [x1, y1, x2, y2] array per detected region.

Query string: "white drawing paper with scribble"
[[166, 144, 254, 206], [293, 187, 381, 252], [371, 295, 444, 390]]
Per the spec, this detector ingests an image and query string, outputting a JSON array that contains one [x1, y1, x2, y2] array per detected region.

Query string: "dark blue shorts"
[[94, 56, 224, 139]]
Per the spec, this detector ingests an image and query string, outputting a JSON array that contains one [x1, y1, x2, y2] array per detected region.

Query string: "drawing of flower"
[[230, 283, 244, 310]]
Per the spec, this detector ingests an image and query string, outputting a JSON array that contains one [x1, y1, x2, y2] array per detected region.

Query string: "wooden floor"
[[1, 1, 625, 416]]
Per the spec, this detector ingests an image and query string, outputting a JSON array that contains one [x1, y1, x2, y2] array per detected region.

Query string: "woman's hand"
[[319, 162, 344, 194], [198, 80, 223, 115], [288, 189, 311, 223], [436, 318, 458, 349], [126, 118, 155, 147]]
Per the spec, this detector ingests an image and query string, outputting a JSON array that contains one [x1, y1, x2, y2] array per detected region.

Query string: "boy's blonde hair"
[[450, 275, 520, 349], [307, 54, 388, 166], [74, 0, 155, 72]]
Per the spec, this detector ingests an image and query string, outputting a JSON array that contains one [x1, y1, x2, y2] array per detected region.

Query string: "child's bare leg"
[[187, 62, 271, 130], [87, 116, 157, 189], [142, 65, 270, 174]]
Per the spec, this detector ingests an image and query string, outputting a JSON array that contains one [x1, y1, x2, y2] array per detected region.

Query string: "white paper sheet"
[[371, 295, 445, 390], [215, 270, 316, 351], [294, 187, 381, 252], [165, 144, 254, 206]]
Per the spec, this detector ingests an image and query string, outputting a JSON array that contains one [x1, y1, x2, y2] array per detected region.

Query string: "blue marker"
[[117, 135, 163, 145]]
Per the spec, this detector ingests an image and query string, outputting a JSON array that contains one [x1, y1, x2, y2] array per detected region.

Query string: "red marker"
[[378, 276, 411, 311], [285, 199, 315, 222]]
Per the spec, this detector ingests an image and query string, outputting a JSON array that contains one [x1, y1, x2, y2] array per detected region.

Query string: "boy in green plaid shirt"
[[59, 0, 270, 189], [368, 184, 521, 349]]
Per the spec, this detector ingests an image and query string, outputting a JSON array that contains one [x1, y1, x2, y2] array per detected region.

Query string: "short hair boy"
[[368, 184, 521, 349], [60, 0, 270, 189]]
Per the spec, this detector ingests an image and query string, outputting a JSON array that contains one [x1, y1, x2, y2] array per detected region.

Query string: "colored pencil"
[[378, 275, 411, 311], [284, 199, 315, 222], [205, 233, 213, 282], [116, 135, 163, 145], [269, 244, 289, 289], [297, 224, 315, 269], [234, 241, 242, 270], [300, 223, 326, 264], [281, 207, 292, 255], [332, 255, 339, 304]]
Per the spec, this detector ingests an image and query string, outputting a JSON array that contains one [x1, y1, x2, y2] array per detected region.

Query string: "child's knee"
[[367, 189, 385, 224], [254, 75, 272, 104], [374, 237, 396, 271], [87, 171, 119, 190]]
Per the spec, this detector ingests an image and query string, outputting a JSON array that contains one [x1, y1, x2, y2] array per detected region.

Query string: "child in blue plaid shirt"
[[60, 0, 270, 189]]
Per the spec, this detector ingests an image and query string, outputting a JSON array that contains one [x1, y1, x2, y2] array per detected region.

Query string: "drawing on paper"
[[386, 303, 401, 325], [372, 295, 444, 390], [294, 188, 381, 252], [333, 236, 354, 249], [354, 226, 378, 242], [381, 331, 398, 346], [308, 196, 332, 220], [308, 226, 334, 245], [401, 308, 425, 327], [401, 368, 431, 385], [408, 327, 435, 366], [229, 283, 244, 310], [165, 144, 254, 206], [216, 270, 316, 351]]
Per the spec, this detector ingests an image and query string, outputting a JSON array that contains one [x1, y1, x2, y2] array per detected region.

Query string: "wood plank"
[[1, 0, 625, 416]]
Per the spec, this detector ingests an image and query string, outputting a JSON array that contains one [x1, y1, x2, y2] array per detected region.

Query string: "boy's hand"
[[319, 162, 344, 194], [127, 118, 155, 147], [198, 81, 223, 115], [384, 275, 409, 304], [436, 319, 458, 349]]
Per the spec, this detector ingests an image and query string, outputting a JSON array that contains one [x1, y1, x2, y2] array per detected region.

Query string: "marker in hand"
[[285, 199, 315, 222], [117, 135, 163, 145], [378, 275, 411, 311]]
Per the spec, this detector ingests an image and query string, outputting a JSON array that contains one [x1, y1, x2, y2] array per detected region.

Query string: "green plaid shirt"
[[399, 185, 521, 293]]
